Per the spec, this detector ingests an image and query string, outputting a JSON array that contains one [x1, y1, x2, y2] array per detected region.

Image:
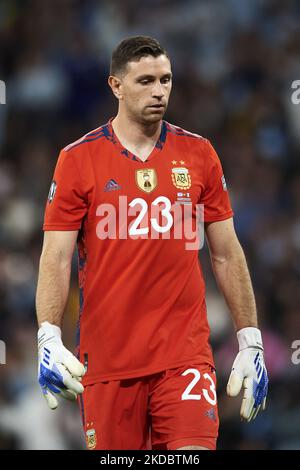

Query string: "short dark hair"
[[110, 35, 169, 76]]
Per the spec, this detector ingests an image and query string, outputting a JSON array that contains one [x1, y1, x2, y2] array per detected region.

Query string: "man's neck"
[[111, 113, 162, 162]]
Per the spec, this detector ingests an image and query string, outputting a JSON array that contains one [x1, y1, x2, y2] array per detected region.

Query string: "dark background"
[[0, 0, 300, 449]]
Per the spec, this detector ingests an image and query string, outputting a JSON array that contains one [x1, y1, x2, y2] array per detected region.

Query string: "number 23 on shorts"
[[181, 367, 217, 406]]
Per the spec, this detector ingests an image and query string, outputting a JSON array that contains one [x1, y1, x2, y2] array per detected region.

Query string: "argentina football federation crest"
[[135, 168, 157, 193], [47, 180, 57, 203], [172, 166, 191, 190]]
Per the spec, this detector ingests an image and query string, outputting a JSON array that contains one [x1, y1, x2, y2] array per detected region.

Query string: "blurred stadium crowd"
[[0, 0, 300, 450]]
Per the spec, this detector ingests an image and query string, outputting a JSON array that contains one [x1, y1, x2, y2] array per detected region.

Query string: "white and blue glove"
[[38, 321, 85, 410], [227, 327, 268, 422]]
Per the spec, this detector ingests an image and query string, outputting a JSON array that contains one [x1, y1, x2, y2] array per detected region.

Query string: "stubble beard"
[[137, 106, 167, 127]]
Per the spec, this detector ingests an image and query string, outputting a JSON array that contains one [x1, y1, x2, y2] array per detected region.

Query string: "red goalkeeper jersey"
[[43, 118, 233, 385]]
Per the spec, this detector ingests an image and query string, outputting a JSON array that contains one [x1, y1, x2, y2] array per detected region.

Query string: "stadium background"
[[0, 0, 300, 449]]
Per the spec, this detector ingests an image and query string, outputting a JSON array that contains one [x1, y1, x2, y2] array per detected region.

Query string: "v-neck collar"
[[107, 117, 167, 163]]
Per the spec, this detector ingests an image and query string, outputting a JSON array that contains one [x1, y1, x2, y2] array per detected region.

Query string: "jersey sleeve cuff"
[[204, 210, 234, 223], [43, 223, 82, 230]]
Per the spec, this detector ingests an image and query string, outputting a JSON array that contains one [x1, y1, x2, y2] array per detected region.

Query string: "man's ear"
[[108, 75, 123, 100]]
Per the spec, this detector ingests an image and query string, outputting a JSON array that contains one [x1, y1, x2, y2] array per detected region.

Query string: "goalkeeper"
[[36, 35, 268, 450]]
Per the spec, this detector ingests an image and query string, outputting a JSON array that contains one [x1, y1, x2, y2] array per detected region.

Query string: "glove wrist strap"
[[237, 326, 263, 351], [38, 321, 62, 349]]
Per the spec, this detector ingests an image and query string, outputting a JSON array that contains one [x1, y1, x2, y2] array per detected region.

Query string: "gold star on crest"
[[180, 160, 185, 165], [172, 160, 177, 165]]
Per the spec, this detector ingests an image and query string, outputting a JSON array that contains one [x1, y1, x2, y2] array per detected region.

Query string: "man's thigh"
[[79, 378, 150, 450], [149, 362, 219, 450]]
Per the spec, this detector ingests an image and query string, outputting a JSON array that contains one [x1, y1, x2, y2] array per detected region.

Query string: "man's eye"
[[140, 80, 150, 85]]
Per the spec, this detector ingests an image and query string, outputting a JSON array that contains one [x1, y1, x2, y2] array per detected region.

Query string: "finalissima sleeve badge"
[[221, 175, 227, 191], [47, 180, 57, 203]]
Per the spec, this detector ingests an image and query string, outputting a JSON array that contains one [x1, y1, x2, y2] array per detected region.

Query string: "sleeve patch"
[[221, 175, 227, 191], [47, 180, 57, 203]]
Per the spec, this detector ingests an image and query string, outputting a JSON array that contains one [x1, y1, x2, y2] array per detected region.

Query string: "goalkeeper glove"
[[38, 321, 85, 410], [226, 327, 268, 422]]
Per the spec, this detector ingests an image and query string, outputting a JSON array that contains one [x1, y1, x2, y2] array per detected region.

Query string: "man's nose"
[[152, 81, 164, 98]]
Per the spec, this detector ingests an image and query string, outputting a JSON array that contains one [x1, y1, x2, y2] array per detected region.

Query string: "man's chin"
[[142, 110, 166, 124]]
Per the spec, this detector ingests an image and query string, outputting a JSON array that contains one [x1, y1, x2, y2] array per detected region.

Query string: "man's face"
[[114, 54, 172, 124]]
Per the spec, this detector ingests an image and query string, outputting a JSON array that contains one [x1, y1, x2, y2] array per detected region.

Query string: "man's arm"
[[205, 217, 268, 421], [36, 230, 85, 410], [205, 217, 257, 331], [36, 230, 78, 327]]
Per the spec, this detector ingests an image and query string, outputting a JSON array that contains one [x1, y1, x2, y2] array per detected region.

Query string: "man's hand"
[[38, 321, 85, 410], [227, 327, 268, 422]]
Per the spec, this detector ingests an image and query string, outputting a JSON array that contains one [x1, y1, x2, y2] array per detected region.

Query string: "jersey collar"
[[106, 117, 167, 163]]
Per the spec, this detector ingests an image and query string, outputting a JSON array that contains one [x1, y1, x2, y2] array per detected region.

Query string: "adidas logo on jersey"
[[104, 179, 121, 192]]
